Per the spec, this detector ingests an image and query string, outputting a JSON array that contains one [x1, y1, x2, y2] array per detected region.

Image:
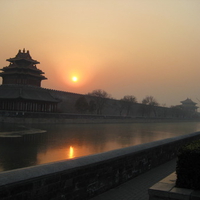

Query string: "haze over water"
[[0, 121, 200, 172]]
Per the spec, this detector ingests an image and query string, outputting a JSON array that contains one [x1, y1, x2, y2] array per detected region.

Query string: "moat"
[[0, 121, 200, 172]]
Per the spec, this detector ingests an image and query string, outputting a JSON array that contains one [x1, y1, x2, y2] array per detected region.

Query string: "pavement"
[[90, 158, 177, 200]]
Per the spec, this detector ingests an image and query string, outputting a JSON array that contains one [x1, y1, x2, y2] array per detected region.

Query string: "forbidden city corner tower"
[[0, 48, 47, 87], [0, 49, 58, 113]]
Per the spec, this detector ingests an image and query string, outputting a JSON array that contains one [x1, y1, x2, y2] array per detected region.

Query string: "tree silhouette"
[[141, 96, 159, 117], [87, 89, 111, 114], [75, 96, 89, 113], [120, 95, 137, 116]]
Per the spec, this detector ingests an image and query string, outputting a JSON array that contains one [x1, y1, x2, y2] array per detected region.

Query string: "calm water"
[[0, 121, 200, 172]]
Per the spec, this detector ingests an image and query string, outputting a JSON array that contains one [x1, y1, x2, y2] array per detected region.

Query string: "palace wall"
[[0, 132, 199, 200], [43, 87, 170, 117], [0, 85, 195, 118]]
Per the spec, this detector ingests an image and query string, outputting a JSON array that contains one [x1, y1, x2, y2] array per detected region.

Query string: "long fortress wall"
[[43, 87, 169, 117], [46, 87, 129, 115], [0, 86, 196, 123], [0, 84, 183, 118], [0, 131, 200, 200]]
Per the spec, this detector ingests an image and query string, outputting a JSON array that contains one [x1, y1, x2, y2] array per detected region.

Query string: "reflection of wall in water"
[[0, 133, 45, 171]]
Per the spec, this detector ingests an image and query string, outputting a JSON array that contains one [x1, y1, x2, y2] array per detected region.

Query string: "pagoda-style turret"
[[180, 98, 198, 112], [0, 49, 47, 87]]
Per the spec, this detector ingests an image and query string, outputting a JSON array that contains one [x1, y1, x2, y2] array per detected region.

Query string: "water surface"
[[0, 121, 200, 172]]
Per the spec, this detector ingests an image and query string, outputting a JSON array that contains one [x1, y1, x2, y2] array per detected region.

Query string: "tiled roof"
[[0, 85, 59, 102], [180, 98, 197, 105], [6, 49, 39, 64]]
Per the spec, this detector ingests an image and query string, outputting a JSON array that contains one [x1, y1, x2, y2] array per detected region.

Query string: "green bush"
[[176, 139, 200, 190]]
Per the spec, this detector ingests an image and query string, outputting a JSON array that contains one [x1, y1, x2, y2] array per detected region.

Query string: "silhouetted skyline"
[[1, 0, 200, 107]]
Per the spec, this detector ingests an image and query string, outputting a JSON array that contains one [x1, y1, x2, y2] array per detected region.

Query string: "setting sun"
[[72, 76, 78, 82]]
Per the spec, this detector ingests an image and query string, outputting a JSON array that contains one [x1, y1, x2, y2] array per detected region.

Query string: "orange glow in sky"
[[1, 0, 200, 107]]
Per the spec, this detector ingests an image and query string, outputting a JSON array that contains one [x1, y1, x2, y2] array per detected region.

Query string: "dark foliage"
[[75, 96, 89, 113], [176, 140, 200, 190]]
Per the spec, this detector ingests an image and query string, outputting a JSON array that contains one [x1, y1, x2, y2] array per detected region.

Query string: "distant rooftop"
[[181, 98, 197, 105]]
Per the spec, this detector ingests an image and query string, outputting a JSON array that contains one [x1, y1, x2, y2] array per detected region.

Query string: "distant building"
[[0, 49, 58, 112], [180, 98, 198, 112]]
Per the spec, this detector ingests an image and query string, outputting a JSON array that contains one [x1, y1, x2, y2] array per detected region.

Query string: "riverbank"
[[0, 111, 199, 124]]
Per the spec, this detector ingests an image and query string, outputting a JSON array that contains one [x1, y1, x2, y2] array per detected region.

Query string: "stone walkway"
[[90, 158, 177, 200]]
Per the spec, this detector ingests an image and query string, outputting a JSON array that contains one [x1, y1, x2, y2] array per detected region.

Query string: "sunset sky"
[[1, 0, 200, 107]]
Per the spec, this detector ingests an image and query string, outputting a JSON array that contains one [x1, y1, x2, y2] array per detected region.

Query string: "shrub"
[[176, 139, 200, 190]]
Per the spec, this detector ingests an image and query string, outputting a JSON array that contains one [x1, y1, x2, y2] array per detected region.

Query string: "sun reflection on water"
[[69, 146, 74, 159]]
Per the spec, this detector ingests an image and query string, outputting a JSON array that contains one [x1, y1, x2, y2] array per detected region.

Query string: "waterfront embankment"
[[0, 111, 198, 124]]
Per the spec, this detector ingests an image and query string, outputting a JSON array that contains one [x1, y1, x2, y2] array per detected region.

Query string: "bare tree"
[[141, 96, 159, 117], [142, 96, 159, 106], [120, 95, 137, 116], [87, 89, 111, 114]]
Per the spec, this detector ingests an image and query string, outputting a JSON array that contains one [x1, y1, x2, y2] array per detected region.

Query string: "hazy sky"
[[1, 0, 200, 107]]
